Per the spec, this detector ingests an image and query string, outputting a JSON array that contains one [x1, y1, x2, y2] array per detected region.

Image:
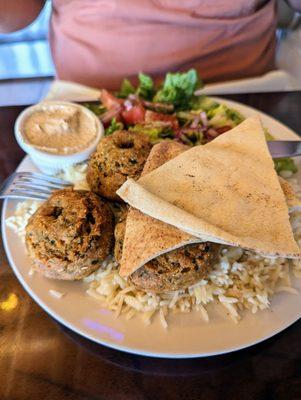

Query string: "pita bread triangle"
[[117, 116, 301, 277], [119, 141, 199, 277]]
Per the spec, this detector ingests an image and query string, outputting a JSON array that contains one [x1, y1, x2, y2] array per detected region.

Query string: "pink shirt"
[[50, 0, 276, 89]]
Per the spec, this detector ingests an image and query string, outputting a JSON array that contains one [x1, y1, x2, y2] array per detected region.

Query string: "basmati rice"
[[58, 162, 89, 191], [84, 208, 301, 327], [49, 289, 65, 299], [5, 200, 41, 239]]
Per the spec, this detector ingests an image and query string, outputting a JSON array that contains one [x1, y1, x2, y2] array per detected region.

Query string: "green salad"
[[84, 69, 296, 175]]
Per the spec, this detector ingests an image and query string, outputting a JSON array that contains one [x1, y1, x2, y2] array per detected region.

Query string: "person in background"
[[0, 0, 300, 90]]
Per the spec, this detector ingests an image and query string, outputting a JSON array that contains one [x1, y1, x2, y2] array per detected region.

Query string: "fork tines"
[[0, 171, 71, 201]]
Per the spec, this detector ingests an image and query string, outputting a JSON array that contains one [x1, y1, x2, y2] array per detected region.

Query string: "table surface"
[[1, 92, 301, 400]]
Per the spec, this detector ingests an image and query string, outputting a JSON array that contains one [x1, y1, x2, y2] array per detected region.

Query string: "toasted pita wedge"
[[119, 142, 199, 278], [118, 116, 301, 266]]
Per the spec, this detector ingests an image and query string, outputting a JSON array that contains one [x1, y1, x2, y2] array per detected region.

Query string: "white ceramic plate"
[[2, 98, 301, 358]]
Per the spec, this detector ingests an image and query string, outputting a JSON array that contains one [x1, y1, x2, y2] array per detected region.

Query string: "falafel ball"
[[111, 204, 217, 293], [87, 130, 152, 201], [25, 189, 114, 280], [113, 205, 128, 263], [128, 243, 218, 293]]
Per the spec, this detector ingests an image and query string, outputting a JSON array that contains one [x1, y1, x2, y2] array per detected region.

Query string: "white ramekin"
[[14, 101, 103, 175]]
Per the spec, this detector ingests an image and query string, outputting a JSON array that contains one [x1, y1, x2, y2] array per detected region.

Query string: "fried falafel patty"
[[25, 189, 114, 280], [112, 209, 217, 293], [113, 206, 128, 263], [87, 130, 152, 201], [128, 243, 218, 293]]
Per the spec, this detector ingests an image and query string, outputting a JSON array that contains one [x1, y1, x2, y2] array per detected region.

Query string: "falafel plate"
[[3, 70, 301, 356]]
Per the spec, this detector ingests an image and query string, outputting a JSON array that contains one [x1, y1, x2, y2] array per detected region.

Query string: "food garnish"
[[84, 70, 296, 174]]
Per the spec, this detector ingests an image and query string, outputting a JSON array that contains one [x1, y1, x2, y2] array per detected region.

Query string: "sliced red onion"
[[191, 117, 200, 128], [128, 94, 138, 102], [200, 111, 208, 127], [174, 129, 183, 139], [181, 127, 204, 134], [100, 107, 121, 123], [141, 100, 174, 112], [155, 121, 174, 127], [124, 100, 133, 111]]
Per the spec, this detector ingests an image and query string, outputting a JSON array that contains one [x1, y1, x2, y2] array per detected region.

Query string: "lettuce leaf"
[[264, 128, 274, 141], [264, 130, 297, 174], [137, 73, 155, 100], [189, 95, 219, 112], [274, 158, 298, 174], [117, 79, 135, 98], [105, 118, 124, 136], [129, 123, 174, 143], [179, 129, 204, 146], [83, 103, 106, 116], [153, 69, 203, 110], [116, 69, 203, 109], [206, 104, 244, 128], [117, 73, 154, 100]]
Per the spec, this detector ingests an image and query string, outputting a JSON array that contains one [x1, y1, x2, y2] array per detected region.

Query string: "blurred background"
[[0, 1, 53, 80], [0, 0, 53, 105], [0, 0, 300, 106]]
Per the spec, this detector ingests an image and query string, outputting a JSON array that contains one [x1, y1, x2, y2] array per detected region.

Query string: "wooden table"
[[1, 92, 301, 400]]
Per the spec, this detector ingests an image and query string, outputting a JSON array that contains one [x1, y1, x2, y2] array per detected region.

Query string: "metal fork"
[[0, 172, 71, 201], [267, 141, 301, 158]]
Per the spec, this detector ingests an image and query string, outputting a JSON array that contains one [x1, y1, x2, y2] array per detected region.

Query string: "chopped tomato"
[[100, 89, 123, 110], [121, 104, 146, 125], [145, 110, 179, 129]]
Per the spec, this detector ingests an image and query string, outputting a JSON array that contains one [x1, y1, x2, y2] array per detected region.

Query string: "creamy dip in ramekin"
[[15, 101, 103, 174]]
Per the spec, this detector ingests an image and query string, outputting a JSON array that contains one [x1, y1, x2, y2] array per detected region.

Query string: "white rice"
[[83, 192, 301, 326], [84, 234, 301, 326], [58, 162, 89, 190], [5, 163, 301, 327], [5, 200, 41, 239], [49, 289, 65, 299]]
